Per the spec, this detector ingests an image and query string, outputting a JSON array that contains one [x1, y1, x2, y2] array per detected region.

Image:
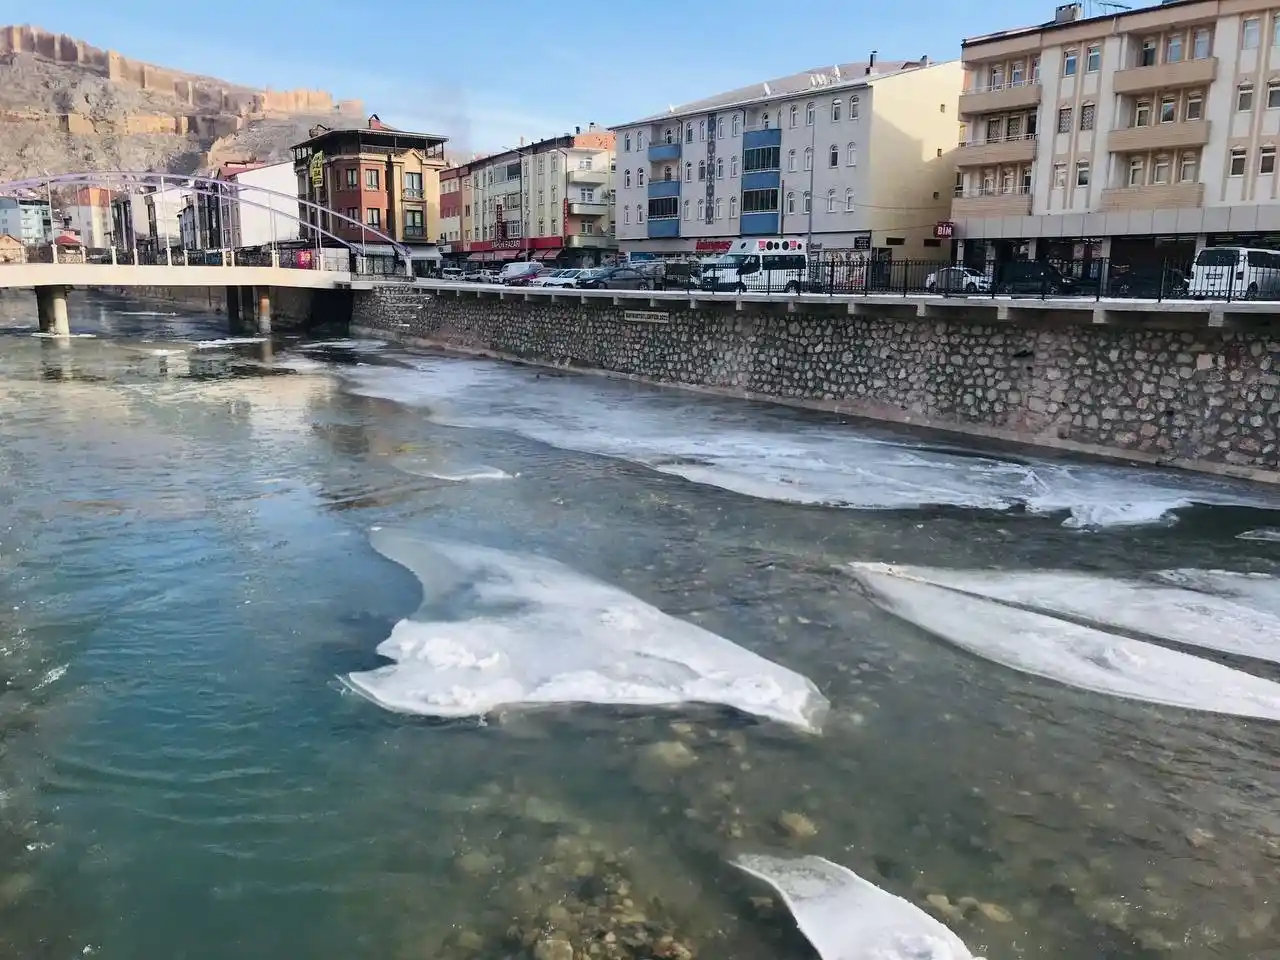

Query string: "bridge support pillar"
[[35, 286, 70, 336], [225, 286, 240, 326], [256, 287, 272, 335]]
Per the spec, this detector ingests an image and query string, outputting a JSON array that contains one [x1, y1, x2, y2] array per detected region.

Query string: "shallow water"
[[1, 291, 1279, 959]]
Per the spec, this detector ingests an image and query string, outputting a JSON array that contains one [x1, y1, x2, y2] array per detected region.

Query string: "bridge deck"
[[0, 263, 353, 290]]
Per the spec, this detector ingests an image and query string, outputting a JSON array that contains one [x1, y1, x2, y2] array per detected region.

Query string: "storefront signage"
[[308, 151, 325, 187], [934, 221, 954, 239], [852, 235, 872, 251], [695, 239, 732, 253]]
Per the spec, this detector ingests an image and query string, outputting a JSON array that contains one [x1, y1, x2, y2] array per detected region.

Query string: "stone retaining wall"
[[351, 288, 1280, 482]]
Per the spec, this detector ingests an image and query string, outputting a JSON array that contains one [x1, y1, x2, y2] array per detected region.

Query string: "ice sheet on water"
[[848, 563, 1280, 720], [1238, 528, 1280, 542], [1156, 568, 1280, 618], [389, 457, 512, 482], [345, 529, 829, 731], [733, 854, 978, 960], [847, 564, 1280, 665], [193, 337, 267, 349], [338, 355, 1278, 527], [301, 339, 388, 354]]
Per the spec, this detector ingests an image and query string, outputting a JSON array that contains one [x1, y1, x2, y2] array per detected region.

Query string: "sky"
[[14, 0, 1070, 155]]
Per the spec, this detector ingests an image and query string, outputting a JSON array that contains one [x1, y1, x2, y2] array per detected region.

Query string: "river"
[[0, 291, 1277, 960]]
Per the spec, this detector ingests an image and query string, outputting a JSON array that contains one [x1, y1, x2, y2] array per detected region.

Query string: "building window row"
[[1229, 144, 1278, 176], [1237, 80, 1280, 112], [1124, 150, 1199, 186], [743, 145, 780, 172], [1131, 89, 1203, 126], [974, 111, 1038, 144], [969, 165, 1033, 197], [1050, 161, 1090, 188], [974, 57, 1041, 93], [1241, 14, 1280, 50], [1061, 43, 1102, 77], [1136, 26, 1212, 67]]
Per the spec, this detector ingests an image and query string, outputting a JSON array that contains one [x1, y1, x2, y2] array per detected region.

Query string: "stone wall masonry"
[[351, 288, 1280, 483]]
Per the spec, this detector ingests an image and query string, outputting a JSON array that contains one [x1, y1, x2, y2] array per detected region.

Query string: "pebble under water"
[[0, 290, 1278, 960]]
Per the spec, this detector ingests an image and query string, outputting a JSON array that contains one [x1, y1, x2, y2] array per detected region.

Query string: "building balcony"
[[568, 201, 609, 216], [402, 225, 426, 238], [1099, 181, 1204, 212], [740, 211, 780, 235], [955, 134, 1037, 167], [950, 189, 1032, 218], [402, 188, 424, 201], [568, 233, 615, 248], [1112, 57, 1217, 95], [568, 168, 609, 185], [1107, 119, 1210, 153], [743, 128, 782, 149], [741, 170, 781, 191], [647, 179, 681, 199], [958, 79, 1040, 116], [648, 142, 682, 163], [647, 217, 680, 239]]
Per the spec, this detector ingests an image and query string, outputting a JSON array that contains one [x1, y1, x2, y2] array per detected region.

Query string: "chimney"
[[866, 50, 878, 75], [921, 54, 930, 66], [575, 125, 581, 134], [519, 135, 525, 146], [589, 121, 597, 130]]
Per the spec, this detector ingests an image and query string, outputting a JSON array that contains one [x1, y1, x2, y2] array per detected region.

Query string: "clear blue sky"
[[15, 0, 1051, 155]]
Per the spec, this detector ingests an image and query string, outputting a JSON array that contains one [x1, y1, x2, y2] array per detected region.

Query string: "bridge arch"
[[0, 171, 415, 273]]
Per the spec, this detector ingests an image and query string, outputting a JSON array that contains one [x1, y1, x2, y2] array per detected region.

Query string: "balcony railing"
[[955, 133, 1038, 166], [964, 76, 1038, 95], [958, 79, 1041, 115], [402, 188, 424, 200], [403, 225, 426, 238], [956, 184, 1032, 199], [957, 132, 1038, 148]]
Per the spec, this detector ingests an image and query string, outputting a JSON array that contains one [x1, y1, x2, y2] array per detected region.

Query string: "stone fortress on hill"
[[0, 24, 362, 141]]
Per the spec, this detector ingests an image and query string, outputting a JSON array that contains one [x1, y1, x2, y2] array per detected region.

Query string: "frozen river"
[[0, 292, 1278, 959]]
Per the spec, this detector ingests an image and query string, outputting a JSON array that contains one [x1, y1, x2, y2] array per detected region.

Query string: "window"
[[1057, 107, 1072, 132], [1166, 33, 1183, 63], [1140, 38, 1156, 67], [539, 218, 546, 234], [1160, 95, 1176, 123], [624, 170, 632, 188], [624, 133, 632, 152], [821, 188, 833, 212], [990, 64, 1005, 89], [365, 207, 381, 226], [732, 114, 742, 137], [538, 189, 545, 205], [682, 199, 690, 220], [1063, 48, 1078, 76], [686, 123, 693, 143], [730, 155, 739, 176], [649, 197, 678, 219], [741, 188, 779, 213], [849, 95, 859, 119], [1239, 84, 1254, 112], [786, 191, 796, 213], [697, 199, 704, 220], [1262, 146, 1277, 175], [743, 145, 780, 172], [538, 156, 545, 174], [345, 167, 358, 188], [1007, 115, 1023, 138], [1230, 148, 1247, 176], [832, 99, 842, 122], [636, 132, 644, 150], [637, 170, 644, 186], [685, 162, 693, 182], [787, 149, 797, 172], [829, 144, 839, 167], [789, 105, 798, 127], [982, 171, 996, 194], [1244, 17, 1261, 49], [344, 206, 358, 221], [717, 117, 725, 138], [847, 142, 858, 165], [715, 197, 723, 219], [1269, 82, 1280, 109], [1086, 44, 1101, 72], [1152, 154, 1171, 184], [1075, 160, 1090, 186], [801, 190, 811, 214], [699, 120, 706, 141], [663, 165, 673, 181], [806, 102, 815, 125], [365, 168, 379, 189], [1001, 168, 1015, 194], [986, 117, 1004, 141], [1180, 150, 1198, 181], [845, 188, 855, 212], [697, 160, 706, 181], [1135, 99, 1151, 126], [1185, 92, 1203, 121], [763, 109, 772, 129], [1053, 161, 1067, 187], [1080, 103, 1095, 130], [1193, 28, 1211, 58], [716, 157, 724, 179], [729, 197, 738, 218]]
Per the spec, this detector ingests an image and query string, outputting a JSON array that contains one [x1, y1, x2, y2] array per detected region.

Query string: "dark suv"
[[993, 261, 1079, 296]]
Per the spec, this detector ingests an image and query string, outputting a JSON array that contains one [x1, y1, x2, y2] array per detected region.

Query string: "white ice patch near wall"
[[338, 356, 1279, 528], [848, 564, 1280, 665], [345, 530, 829, 732], [848, 563, 1280, 720], [733, 854, 978, 960]]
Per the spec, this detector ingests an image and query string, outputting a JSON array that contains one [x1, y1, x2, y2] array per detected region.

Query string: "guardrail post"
[[110, 246, 117, 266], [230, 249, 236, 268], [271, 249, 280, 268], [51, 241, 58, 265]]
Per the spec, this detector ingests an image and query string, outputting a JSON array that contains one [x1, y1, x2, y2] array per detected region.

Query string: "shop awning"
[[492, 250, 521, 261], [534, 250, 560, 260], [466, 252, 488, 262]]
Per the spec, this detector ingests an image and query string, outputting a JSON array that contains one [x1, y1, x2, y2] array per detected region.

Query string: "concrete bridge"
[[0, 170, 409, 335]]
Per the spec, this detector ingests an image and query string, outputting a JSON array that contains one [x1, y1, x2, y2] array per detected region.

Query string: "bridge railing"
[[3, 245, 355, 272]]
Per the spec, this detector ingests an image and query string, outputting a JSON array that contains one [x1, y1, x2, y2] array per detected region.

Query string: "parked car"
[[993, 260, 1079, 296], [577, 266, 652, 290], [440, 267, 464, 282], [505, 267, 550, 287], [499, 260, 543, 285], [542, 268, 587, 288], [925, 266, 991, 294], [1189, 246, 1280, 299], [1109, 264, 1189, 298]]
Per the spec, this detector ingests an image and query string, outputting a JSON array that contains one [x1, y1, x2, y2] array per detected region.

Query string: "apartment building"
[[954, 0, 1280, 270], [62, 187, 112, 247], [437, 126, 617, 267], [292, 114, 447, 258], [0, 197, 51, 244], [612, 55, 962, 260]]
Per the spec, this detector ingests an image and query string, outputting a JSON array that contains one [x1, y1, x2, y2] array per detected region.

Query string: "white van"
[[1190, 246, 1280, 299], [700, 238, 809, 294], [498, 260, 542, 284]]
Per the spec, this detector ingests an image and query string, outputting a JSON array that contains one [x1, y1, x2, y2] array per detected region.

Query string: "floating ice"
[[848, 563, 1280, 720], [390, 457, 512, 483], [302, 339, 388, 353], [338, 355, 1279, 527], [30, 332, 95, 339], [194, 337, 267, 349], [1156, 568, 1280, 618], [848, 564, 1280, 666], [1238, 528, 1280, 542], [345, 530, 828, 731], [733, 854, 978, 960]]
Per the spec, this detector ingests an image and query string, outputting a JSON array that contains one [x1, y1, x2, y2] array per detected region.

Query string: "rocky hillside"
[[0, 25, 362, 181]]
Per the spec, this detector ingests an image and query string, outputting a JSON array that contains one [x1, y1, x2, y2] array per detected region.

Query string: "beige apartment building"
[[953, 0, 1280, 271]]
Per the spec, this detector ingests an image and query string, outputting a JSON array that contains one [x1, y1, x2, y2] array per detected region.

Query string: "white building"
[[221, 160, 301, 248], [954, 0, 1280, 269], [612, 55, 963, 260], [62, 187, 112, 247]]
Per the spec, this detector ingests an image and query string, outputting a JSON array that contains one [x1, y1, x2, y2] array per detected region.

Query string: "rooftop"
[[616, 56, 935, 126], [294, 114, 448, 152], [962, 0, 1198, 48], [440, 127, 610, 179]]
